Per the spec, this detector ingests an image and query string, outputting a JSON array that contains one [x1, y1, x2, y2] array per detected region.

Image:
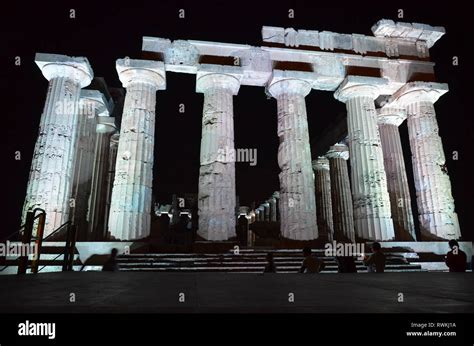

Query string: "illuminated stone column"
[[22, 53, 93, 236], [326, 144, 355, 242], [70, 91, 105, 239], [196, 67, 242, 240], [268, 78, 318, 240], [334, 76, 394, 241], [389, 82, 460, 239], [312, 157, 333, 241], [268, 196, 277, 222], [88, 117, 116, 240], [377, 107, 416, 240], [108, 59, 166, 240], [103, 133, 119, 235]]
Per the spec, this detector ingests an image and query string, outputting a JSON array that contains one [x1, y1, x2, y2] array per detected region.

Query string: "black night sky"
[[3, 2, 473, 240]]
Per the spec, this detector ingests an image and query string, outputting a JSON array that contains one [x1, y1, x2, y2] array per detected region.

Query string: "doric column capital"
[[96, 116, 117, 134], [35, 53, 93, 87], [326, 143, 349, 160], [196, 65, 242, 95], [334, 76, 389, 102], [116, 58, 166, 89], [80, 90, 111, 117], [377, 106, 407, 126], [110, 133, 120, 146], [267, 78, 312, 98], [387, 82, 448, 107], [312, 157, 330, 171]]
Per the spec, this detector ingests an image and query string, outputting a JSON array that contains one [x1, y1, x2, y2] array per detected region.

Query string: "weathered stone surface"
[[89, 116, 116, 240], [268, 79, 318, 240], [22, 53, 93, 235], [377, 107, 416, 240], [196, 71, 241, 241], [326, 144, 355, 242], [312, 157, 334, 241], [388, 82, 460, 239], [70, 91, 104, 239], [335, 76, 395, 241], [108, 59, 166, 240]]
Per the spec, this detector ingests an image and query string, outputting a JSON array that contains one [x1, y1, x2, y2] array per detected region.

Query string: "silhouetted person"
[[299, 247, 324, 273], [445, 240, 467, 272], [102, 248, 119, 272], [336, 256, 357, 273], [263, 252, 277, 273], [363, 242, 385, 273]]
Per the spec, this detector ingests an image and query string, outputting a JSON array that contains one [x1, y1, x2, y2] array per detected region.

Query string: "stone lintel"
[[387, 82, 449, 107], [196, 64, 243, 94], [35, 53, 93, 87], [143, 36, 435, 88], [334, 76, 389, 102], [116, 58, 166, 89], [371, 19, 445, 48], [377, 106, 407, 126], [235, 48, 273, 87], [326, 143, 349, 160]]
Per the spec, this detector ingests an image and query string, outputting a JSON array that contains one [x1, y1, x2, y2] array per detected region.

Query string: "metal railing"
[[0, 210, 77, 274]]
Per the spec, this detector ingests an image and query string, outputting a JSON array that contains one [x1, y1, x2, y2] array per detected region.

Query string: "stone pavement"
[[0, 272, 472, 313]]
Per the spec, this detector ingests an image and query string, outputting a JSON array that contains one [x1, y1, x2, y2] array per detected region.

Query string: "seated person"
[[363, 242, 385, 273], [263, 252, 277, 273], [445, 240, 467, 272], [299, 247, 324, 273]]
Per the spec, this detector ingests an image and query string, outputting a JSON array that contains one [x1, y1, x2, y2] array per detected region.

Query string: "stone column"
[[268, 197, 277, 222], [377, 107, 416, 240], [263, 202, 270, 221], [108, 59, 166, 240], [313, 157, 334, 242], [103, 133, 119, 234], [389, 82, 460, 239], [196, 68, 241, 241], [326, 144, 355, 242], [70, 92, 100, 240], [268, 79, 318, 240], [335, 76, 394, 241], [88, 117, 116, 240], [22, 53, 93, 236]]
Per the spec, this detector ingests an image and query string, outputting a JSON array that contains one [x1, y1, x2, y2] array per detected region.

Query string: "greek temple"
[[21, 18, 461, 243]]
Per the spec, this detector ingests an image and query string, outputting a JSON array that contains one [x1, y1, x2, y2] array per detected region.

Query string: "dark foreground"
[[0, 272, 472, 313]]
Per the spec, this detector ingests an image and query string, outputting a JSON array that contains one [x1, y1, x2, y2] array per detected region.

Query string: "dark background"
[[2, 1, 473, 240]]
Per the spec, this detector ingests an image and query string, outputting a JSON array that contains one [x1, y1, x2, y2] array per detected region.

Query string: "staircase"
[[116, 248, 423, 273]]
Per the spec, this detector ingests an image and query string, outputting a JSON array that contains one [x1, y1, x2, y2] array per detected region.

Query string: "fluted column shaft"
[[335, 78, 394, 241], [108, 59, 166, 240], [313, 157, 334, 241], [22, 54, 92, 235], [196, 73, 240, 240], [103, 134, 119, 235], [88, 124, 115, 240], [70, 99, 97, 239], [327, 144, 355, 242], [268, 79, 318, 240], [406, 101, 460, 238], [378, 109, 416, 240], [389, 82, 460, 239]]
